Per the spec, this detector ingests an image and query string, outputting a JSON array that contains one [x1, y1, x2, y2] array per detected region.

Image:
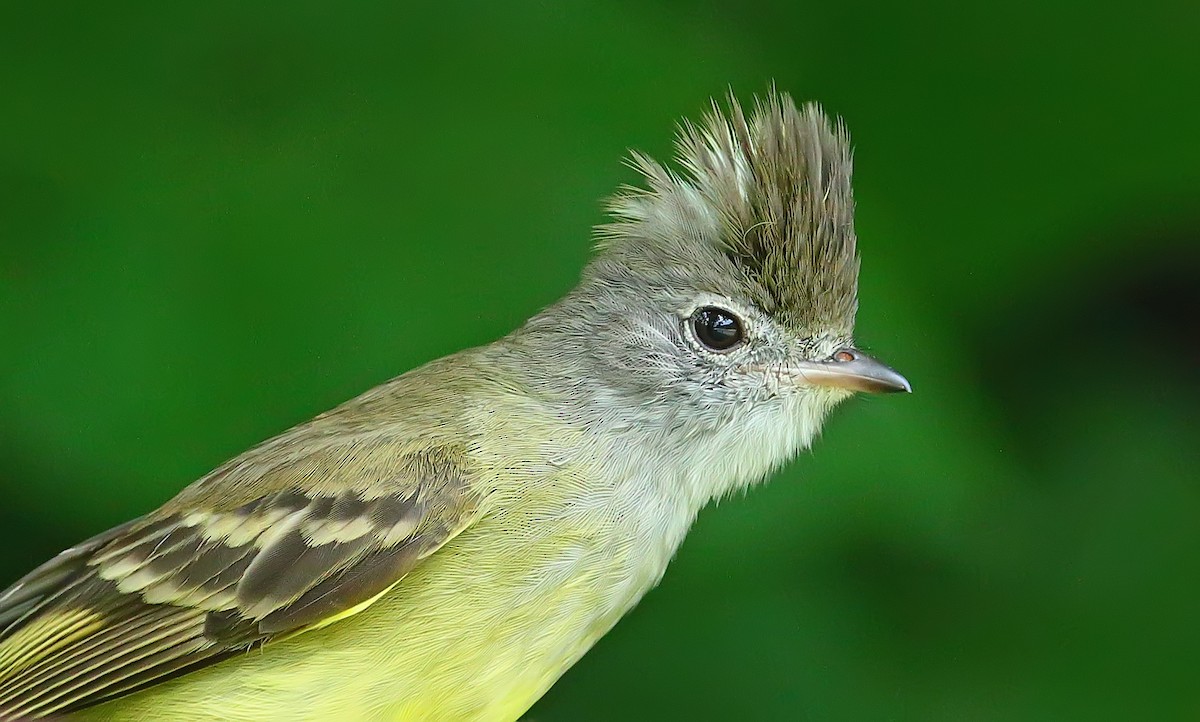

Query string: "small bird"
[[0, 91, 909, 721]]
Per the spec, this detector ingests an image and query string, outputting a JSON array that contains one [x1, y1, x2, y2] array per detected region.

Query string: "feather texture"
[[599, 91, 859, 336], [0, 442, 478, 718]]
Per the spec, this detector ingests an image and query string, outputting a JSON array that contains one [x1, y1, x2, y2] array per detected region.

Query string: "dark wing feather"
[[0, 444, 479, 718], [0, 518, 143, 630]]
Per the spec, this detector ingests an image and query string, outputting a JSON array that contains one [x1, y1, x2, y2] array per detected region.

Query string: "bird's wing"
[[0, 435, 482, 719]]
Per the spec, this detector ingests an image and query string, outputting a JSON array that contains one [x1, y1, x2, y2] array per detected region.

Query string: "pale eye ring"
[[690, 306, 744, 351]]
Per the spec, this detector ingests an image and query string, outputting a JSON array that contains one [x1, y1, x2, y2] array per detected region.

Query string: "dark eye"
[[691, 306, 744, 351]]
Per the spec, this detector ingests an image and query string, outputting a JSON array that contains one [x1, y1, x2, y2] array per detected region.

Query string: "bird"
[[0, 90, 910, 721]]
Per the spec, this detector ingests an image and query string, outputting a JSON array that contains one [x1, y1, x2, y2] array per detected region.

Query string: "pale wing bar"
[[0, 447, 478, 718]]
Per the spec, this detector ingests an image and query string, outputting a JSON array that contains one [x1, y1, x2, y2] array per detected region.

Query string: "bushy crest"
[[599, 91, 860, 336]]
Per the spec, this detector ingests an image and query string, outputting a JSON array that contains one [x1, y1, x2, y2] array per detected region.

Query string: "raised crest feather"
[[598, 90, 860, 336]]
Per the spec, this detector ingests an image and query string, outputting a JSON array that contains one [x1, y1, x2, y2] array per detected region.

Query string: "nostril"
[[833, 350, 855, 363]]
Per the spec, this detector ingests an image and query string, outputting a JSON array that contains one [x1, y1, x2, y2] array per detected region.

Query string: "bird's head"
[[517, 91, 909, 494]]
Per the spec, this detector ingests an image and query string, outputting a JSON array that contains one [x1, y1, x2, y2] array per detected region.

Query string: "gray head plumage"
[[596, 91, 859, 337]]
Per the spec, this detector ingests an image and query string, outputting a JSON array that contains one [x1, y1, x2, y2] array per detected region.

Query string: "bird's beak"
[[785, 348, 912, 394]]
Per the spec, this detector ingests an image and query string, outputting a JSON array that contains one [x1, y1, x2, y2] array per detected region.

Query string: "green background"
[[2, 2, 1197, 720]]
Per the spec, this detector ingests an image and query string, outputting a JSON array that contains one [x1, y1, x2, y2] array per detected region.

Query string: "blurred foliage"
[[1, 1, 1197, 720]]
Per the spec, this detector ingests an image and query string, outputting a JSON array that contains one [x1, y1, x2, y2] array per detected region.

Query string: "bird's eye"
[[691, 306, 744, 351]]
